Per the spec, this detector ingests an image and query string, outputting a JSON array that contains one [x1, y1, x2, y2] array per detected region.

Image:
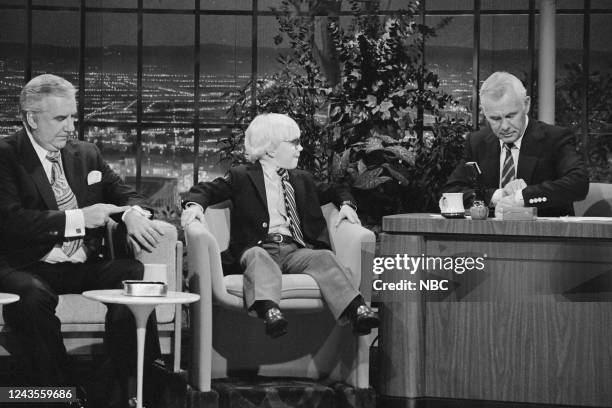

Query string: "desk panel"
[[379, 215, 612, 407]]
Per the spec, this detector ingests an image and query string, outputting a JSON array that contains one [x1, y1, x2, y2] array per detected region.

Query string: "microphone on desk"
[[465, 161, 485, 202]]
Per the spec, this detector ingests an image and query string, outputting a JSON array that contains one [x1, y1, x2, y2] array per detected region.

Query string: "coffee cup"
[[439, 192, 465, 218]]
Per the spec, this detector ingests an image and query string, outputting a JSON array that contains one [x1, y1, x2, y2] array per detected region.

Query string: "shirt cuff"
[[121, 205, 152, 222], [184, 201, 204, 214], [340, 200, 357, 211], [65, 209, 85, 237]]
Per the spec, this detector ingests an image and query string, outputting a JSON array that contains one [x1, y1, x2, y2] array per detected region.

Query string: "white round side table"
[[82, 289, 199, 408]]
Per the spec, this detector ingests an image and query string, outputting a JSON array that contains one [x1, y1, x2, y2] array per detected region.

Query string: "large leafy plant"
[[556, 63, 612, 182], [225, 0, 469, 226]]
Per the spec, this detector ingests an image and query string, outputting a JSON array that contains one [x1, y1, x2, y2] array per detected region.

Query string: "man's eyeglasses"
[[281, 138, 301, 148]]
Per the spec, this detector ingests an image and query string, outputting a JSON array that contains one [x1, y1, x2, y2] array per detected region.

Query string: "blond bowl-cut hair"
[[244, 113, 301, 162]]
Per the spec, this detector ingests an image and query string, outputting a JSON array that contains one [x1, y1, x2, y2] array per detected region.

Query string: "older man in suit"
[[442, 71, 588, 216], [181, 113, 379, 338], [0, 74, 164, 408]]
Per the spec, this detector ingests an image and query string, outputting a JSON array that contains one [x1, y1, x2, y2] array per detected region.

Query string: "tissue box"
[[123, 280, 168, 296], [496, 206, 538, 221]]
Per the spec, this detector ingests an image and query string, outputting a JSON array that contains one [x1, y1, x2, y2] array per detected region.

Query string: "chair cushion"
[[224, 274, 323, 299]]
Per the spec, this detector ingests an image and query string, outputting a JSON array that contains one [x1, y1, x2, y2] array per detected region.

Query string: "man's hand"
[[494, 193, 526, 218], [124, 210, 165, 252], [82, 204, 129, 228], [181, 205, 205, 228], [503, 179, 527, 196], [335, 204, 360, 227]]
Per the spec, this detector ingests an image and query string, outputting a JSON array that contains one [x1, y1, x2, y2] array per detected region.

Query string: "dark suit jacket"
[[184, 161, 354, 269], [0, 130, 146, 279], [442, 119, 589, 217]]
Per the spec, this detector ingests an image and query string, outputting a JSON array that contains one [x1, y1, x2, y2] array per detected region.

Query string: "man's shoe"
[[264, 307, 288, 338], [352, 305, 380, 336]]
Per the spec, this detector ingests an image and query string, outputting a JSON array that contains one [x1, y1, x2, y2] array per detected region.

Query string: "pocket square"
[[87, 170, 102, 185]]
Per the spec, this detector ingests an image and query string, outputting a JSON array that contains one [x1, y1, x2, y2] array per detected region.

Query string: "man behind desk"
[[442, 71, 588, 216], [0, 74, 164, 408], [181, 113, 379, 339]]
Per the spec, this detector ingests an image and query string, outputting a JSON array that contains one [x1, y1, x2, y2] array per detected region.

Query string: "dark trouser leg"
[[1, 271, 67, 386]]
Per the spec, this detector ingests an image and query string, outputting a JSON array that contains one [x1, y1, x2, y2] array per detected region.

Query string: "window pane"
[[557, 0, 584, 9], [426, 0, 473, 11], [480, 15, 530, 88], [587, 14, 612, 181], [85, 125, 138, 188], [198, 127, 231, 181], [144, 0, 194, 9], [257, 15, 288, 76], [33, 0, 80, 7], [554, 14, 583, 142], [425, 15, 473, 122], [202, 0, 251, 11], [592, 0, 612, 8], [382, 1, 414, 10], [85, 13, 138, 123], [200, 15, 251, 124], [143, 14, 195, 124], [87, 0, 137, 8], [0, 8, 26, 127], [32, 10, 79, 84], [140, 127, 193, 212], [481, 0, 529, 10]]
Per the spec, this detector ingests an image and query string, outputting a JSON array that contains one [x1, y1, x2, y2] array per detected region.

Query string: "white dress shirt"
[[260, 159, 292, 236], [26, 130, 87, 263]]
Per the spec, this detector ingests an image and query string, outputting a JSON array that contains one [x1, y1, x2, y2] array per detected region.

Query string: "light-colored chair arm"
[[322, 204, 376, 300], [185, 221, 216, 392], [322, 204, 376, 389]]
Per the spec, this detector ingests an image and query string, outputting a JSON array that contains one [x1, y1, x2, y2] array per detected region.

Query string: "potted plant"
[[225, 0, 471, 228]]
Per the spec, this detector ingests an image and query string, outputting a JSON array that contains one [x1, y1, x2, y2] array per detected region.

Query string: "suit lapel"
[[246, 161, 268, 208], [517, 119, 540, 183], [478, 129, 502, 188], [17, 130, 58, 210], [61, 141, 86, 207]]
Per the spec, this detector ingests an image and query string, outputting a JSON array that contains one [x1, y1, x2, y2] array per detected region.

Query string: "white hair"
[[20, 74, 77, 122], [244, 113, 301, 162], [479, 71, 527, 105]]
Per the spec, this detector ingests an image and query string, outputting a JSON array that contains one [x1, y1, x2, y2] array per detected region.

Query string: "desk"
[[82, 290, 199, 408], [0, 293, 19, 305], [378, 214, 612, 407]]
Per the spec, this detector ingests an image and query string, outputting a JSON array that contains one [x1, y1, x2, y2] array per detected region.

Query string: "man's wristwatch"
[[340, 200, 357, 211]]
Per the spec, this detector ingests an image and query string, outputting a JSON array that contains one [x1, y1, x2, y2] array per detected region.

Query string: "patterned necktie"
[[46, 151, 82, 257], [500, 143, 516, 188], [277, 168, 306, 247]]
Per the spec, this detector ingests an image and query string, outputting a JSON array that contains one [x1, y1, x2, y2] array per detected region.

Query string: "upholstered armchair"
[[573, 183, 612, 217], [185, 202, 376, 393], [0, 220, 185, 372]]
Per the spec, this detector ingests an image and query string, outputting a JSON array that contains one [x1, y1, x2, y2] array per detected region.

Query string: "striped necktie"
[[277, 168, 306, 247], [500, 143, 516, 188], [46, 151, 82, 257]]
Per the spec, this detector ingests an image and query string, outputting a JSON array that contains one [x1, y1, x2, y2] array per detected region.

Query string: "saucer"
[[441, 212, 465, 219]]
